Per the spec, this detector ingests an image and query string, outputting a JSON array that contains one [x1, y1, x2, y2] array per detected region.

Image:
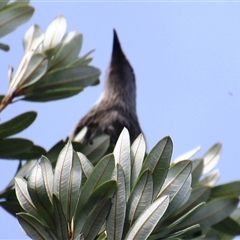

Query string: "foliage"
[[15, 129, 240, 239], [0, 2, 240, 240]]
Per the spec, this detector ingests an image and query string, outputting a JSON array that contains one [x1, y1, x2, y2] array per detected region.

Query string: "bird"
[[71, 29, 142, 145]]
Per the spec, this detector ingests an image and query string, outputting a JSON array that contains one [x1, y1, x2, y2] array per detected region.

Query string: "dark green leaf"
[[191, 158, 203, 187], [0, 138, 33, 159], [82, 198, 112, 240], [210, 181, 240, 199], [142, 136, 172, 199], [22, 66, 100, 102], [0, 199, 23, 217], [213, 216, 240, 235], [17, 212, 57, 240], [9, 144, 46, 160], [53, 194, 69, 240], [107, 164, 126, 240], [175, 198, 239, 231]]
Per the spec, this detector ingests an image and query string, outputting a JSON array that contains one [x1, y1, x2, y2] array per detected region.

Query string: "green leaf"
[[213, 216, 240, 235], [15, 177, 42, 220], [0, 3, 34, 38], [50, 31, 83, 70], [52, 194, 69, 240], [40, 156, 54, 204], [161, 174, 192, 221], [17, 212, 57, 240], [0, 111, 37, 138], [124, 195, 169, 240], [127, 169, 153, 226], [27, 164, 55, 230], [10, 144, 46, 160], [77, 152, 93, 179], [173, 186, 211, 219], [0, 199, 23, 217], [157, 160, 192, 201], [0, 138, 33, 159], [77, 153, 115, 211], [43, 15, 67, 53], [23, 24, 44, 53], [210, 181, 240, 199], [142, 136, 172, 199], [202, 143, 221, 175], [191, 158, 203, 187], [82, 198, 112, 240], [74, 180, 116, 237], [114, 127, 131, 199], [68, 151, 82, 221], [18, 53, 48, 88], [54, 141, 72, 218], [175, 197, 239, 230], [131, 133, 146, 188], [107, 164, 126, 240], [0, 0, 9, 11], [22, 65, 100, 102]]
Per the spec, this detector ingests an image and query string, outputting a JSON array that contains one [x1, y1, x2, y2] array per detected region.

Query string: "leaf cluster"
[[15, 129, 240, 239]]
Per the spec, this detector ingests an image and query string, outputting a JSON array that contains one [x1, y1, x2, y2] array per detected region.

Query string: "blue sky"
[[0, 2, 240, 239]]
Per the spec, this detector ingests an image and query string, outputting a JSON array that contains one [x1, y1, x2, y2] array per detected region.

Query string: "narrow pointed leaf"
[[82, 198, 112, 240], [127, 169, 153, 226], [175, 197, 239, 230], [191, 158, 203, 187], [27, 164, 55, 230], [0, 0, 9, 11], [15, 177, 41, 220], [157, 160, 192, 201], [114, 127, 131, 199], [54, 141, 72, 218], [40, 156, 53, 203], [77, 152, 93, 178], [17, 212, 57, 240], [161, 174, 192, 220], [124, 195, 169, 240], [74, 180, 116, 237], [107, 165, 126, 240], [131, 133, 146, 188], [0, 111, 36, 138], [68, 151, 82, 221], [142, 136, 172, 199], [0, 3, 34, 38], [202, 143, 221, 175], [76, 153, 115, 213], [52, 194, 69, 240]]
